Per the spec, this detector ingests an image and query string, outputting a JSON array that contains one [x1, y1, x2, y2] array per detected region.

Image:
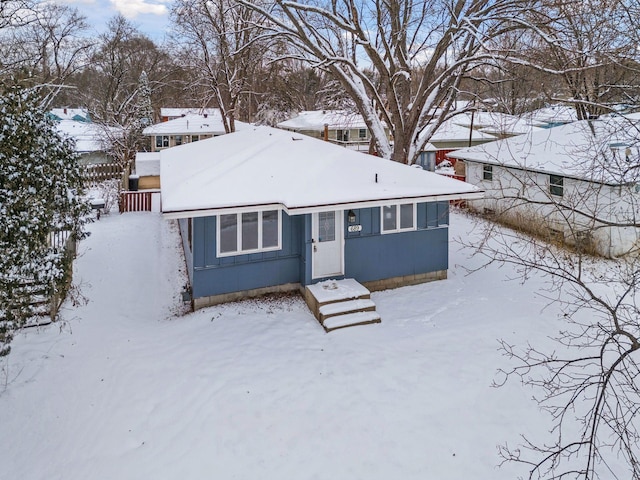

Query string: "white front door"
[[312, 210, 343, 279]]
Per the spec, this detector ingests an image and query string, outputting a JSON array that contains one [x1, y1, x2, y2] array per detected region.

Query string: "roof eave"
[[161, 191, 484, 220]]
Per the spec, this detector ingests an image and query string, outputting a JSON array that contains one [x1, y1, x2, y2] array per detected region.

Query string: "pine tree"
[[0, 84, 90, 357]]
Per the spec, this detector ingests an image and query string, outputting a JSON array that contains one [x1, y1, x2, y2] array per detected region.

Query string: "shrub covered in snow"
[[0, 84, 90, 356]]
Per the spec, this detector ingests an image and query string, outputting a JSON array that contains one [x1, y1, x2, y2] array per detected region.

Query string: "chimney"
[[324, 123, 329, 141]]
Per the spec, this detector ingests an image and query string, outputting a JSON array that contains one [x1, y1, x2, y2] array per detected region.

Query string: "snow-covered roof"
[[135, 152, 160, 176], [161, 126, 482, 218], [160, 107, 218, 118], [49, 108, 90, 122], [448, 118, 640, 185], [277, 110, 368, 130], [422, 118, 498, 145], [55, 120, 106, 153], [453, 111, 543, 136], [522, 105, 578, 126], [143, 113, 250, 136]]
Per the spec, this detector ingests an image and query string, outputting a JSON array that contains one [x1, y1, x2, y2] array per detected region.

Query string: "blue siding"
[[343, 202, 449, 282], [187, 201, 451, 300], [191, 212, 304, 298]]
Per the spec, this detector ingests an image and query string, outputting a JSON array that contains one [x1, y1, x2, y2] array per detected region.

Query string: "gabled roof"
[[522, 105, 578, 126], [143, 112, 250, 136], [49, 108, 90, 122], [277, 110, 368, 130], [448, 118, 640, 185], [161, 126, 482, 218]]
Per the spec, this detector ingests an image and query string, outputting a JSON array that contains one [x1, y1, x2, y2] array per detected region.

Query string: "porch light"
[[347, 210, 356, 223]]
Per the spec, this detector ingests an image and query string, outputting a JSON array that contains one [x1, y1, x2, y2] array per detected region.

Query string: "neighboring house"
[[416, 118, 498, 171], [277, 110, 389, 151], [55, 119, 111, 165], [143, 112, 250, 152], [159, 107, 219, 122], [448, 118, 640, 257], [161, 126, 482, 310]]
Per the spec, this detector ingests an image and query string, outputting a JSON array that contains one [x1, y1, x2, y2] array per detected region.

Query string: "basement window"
[[217, 210, 281, 256], [549, 175, 564, 197]]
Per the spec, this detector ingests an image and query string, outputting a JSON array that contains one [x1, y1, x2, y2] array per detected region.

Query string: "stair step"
[[319, 299, 376, 320], [323, 311, 381, 332]]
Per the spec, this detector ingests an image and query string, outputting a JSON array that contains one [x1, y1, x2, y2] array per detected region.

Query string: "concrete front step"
[[319, 299, 376, 322], [323, 311, 382, 332]]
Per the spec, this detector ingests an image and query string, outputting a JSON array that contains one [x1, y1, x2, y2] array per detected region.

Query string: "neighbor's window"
[[161, 136, 169, 148], [218, 210, 281, 256], [359, 128, 367, 139], [175, 135, 183, 146], [155, 136, 169, 148], [382, 203, 415, 233], [191, 135, 199, 142], [482, 164, 493, 181], [549, 175, 564, 197]]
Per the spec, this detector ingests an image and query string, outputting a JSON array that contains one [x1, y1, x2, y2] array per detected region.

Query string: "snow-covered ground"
[[1, 211, 566, 479]]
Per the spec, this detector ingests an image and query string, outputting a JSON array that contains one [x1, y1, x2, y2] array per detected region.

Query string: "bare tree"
[[171, 0, 270, 131], [237, 0, 541, 163], [456, 117, 640, 479]]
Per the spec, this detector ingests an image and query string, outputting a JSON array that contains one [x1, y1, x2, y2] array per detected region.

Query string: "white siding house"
[[448, 118, 640, 257]]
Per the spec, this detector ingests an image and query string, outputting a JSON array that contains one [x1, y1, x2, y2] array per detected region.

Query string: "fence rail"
[[83, 163, 124, 186], [119, 190, 153, 213]]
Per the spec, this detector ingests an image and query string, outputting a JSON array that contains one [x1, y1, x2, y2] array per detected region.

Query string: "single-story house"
[[277, 110, 391, 151], [161, 126, 483, 310], [452, 111, 543, 139], [522, 105, 578, 128], [144, 112, 250, 152], [448, 117, 640, 257]]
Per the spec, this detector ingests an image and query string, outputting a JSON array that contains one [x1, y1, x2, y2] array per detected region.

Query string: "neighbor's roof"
[[277, 110, 368, 130], [49, 108, 90, 122], [55, 119, 106, 153], [522, 105, 578, 126], [143, 112, 250, 136], [160, 107, 218, 118], [161, 126, 482, 218], [453, 111, 542, 136], [448, 118, 640, 185], [421, 118, 498, 145]]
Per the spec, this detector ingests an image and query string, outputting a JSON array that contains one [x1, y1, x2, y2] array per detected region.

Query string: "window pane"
[[219, 214, 237, 253], [162, 136, 169, 147], [242, 212, 259, 250], [383, 205, 397, 231], [192, 135, 199, 142], [359, 129, 367, 138], [155, 136, 162, 148], [262, 210, 279, 248], [400, 204, 413, 229], [483, 165, 493, 180], [550, 175, 563, 196], [175, 135, 183, 145], [318, 212, 335, 242]]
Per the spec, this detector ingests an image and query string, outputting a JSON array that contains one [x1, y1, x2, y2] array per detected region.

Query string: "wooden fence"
[[119, 190, 154, 213], [83, 163, 124, 186]]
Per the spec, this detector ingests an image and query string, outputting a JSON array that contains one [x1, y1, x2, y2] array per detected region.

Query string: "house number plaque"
[[348, 225, 362, 232]]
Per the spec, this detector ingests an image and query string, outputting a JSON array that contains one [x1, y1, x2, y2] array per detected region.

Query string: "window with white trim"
[[155, 135, 169, 148], [549, 175, 563, 197], [217, 210, 281, 256], [358, 128, 367, 139], [381, 203, 415, 233], [482, 164, 493, 181]]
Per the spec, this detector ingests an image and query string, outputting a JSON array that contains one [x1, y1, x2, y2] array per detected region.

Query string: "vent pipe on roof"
[[375, 173, 378, 183]]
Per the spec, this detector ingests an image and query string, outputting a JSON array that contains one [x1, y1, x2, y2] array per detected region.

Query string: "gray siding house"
[[161, 126, 482, 309]]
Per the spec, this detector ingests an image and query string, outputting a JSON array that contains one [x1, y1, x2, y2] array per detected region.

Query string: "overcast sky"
[[55, 0, 173, 41]]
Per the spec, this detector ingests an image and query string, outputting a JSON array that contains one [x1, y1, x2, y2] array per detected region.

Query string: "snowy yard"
[[1, 210, 565, 479]]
